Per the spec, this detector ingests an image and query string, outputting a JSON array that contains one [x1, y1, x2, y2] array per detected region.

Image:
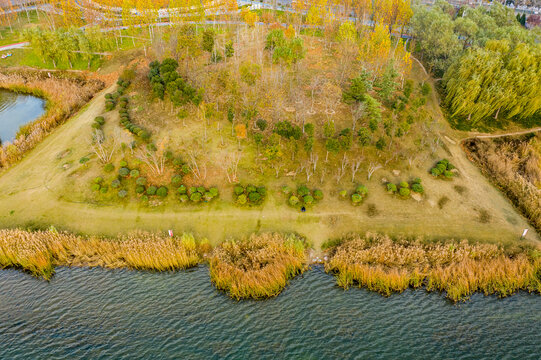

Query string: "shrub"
[[246, 185, 257, 194], [179, 194, 189, 203], [100, 186, 108, 194], [399, 187, 411, 197], [188, 187, 197, 195], [282, 186, 292, 195], [178, 185, 187, 194], [289, 195, 300, 206], [313, 189, 324, 200], [256, 187, 266, 196], [119, 167, 130, 177], [130, 169, 139, 178], [93, 176, 103, 184], [79, 157, 90, 164], [197, 186, 206, 194], [234, 185, 245, 195], [399, 181, 409, 189], [356, 185, 368, 197], [118, 189, 128, 198], [412, 177, 422, 184], [339, 190, 347, 198], [181, 164, 190, 174], [156, 186, 168, 197], [119, 160, 128, 167], [203, 192, 214, 201], [237, 194, 248, 205], [249, 192, 261, 203], [136, 177, 147, 186], [387, 183, 397, 193], [171, 175, 183, 186], [91, 183, 101, 191], [209, 187, 219, 197], [104, 163, 114, 173], [141, 195, 149, 203], [111, 179, 121, 188], [297, 185, 310, 197], [190, 192, 202, 202], [136, 185, 145, 194], [436, 163, 447, 173], [303, 195, 314, 205], [351, 193, 362, 204], [146, 186, 157, 196], [94, 116, 105, 125], [431, 168, 442, 177], [411, 183, 424, 194], [444, 170, 454, 178], [256, 118, 268, 131]]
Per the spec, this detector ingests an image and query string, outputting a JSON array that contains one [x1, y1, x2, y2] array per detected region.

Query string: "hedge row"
[[178, 185, 219, 203], [105, 78, 131, 111], [339, 185, 368, 205], [282, 185, 323, 209], [387, 178, 424, 198], [430, 159, 455, 179], [233, 184, 267, 205], [118, 96, 151, 141]]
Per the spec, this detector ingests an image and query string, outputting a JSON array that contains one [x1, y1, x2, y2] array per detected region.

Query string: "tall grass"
[[325, 233, 541, 301], [0, 229, 208, 279], [0, 70, 104, 170], [209, 233, 308, 300]]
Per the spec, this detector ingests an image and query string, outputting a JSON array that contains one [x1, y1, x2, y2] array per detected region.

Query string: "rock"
[[381, 177, 389, 184], [392, 170, 400, 176], [412, 193, 423, 202]]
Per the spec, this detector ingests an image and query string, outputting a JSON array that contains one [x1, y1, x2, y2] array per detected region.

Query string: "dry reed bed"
[[209, 233, 308, 300], [0, 229, 208, 279], [464, 137, 541, 232], [325, 233, 541, 302], [0, 70, 104, 169]]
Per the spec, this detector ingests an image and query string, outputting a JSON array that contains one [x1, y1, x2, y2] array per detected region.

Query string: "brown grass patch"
[[325, 233, 541, 302], [209, 233, 308, 299]]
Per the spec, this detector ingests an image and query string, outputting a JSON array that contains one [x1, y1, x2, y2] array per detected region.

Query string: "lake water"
[[0, 89, 45, 144], [0, 266, 540, 359]]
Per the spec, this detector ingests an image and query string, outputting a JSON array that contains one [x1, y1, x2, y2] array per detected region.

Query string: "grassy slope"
[[0, 69, 539, 249]]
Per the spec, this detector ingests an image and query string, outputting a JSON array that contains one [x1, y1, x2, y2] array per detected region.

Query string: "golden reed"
[[325, 233, 541, 301], [209, 233, 308, 300], [0, 229, 209, 279]]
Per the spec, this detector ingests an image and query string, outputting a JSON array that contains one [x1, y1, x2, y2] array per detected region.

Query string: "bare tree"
[[188, 150, 202, 180], [221, 153, 241, 183], [135, 145, 166, 176], [335, 154, 349, 184], [90, 129, 117, 163], [367, 162, 382, 180], [351, 156, 364, 182]]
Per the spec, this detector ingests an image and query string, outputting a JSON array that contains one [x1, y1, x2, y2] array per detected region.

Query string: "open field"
[[0, 73, 538, 249]]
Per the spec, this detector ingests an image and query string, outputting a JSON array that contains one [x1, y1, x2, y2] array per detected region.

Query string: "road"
[[0, 42, 29, 51]]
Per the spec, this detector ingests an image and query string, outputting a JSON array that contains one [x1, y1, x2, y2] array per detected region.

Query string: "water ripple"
[[0, 266, 540, 359]]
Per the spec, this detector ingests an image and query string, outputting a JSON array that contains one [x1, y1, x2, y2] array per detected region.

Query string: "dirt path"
[[467, 127, 541, 140]]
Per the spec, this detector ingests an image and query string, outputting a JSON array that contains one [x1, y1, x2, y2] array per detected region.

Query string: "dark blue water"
[[0, 266, 540, 359], [0, 89, 45, 143]]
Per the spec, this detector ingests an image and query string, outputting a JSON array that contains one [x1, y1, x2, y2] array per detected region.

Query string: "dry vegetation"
[[209, 233, 308, 299], [0, 228, 208, 279], [325, 233, 541, 301], [464, 135, 541, 232], [0, 69, 104, 169]]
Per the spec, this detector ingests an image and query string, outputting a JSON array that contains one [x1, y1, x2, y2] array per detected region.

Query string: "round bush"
[[146, 186, 157, 196], [439, 159, 449, 167], [387, 183, 397, 193], [91, 183, 101, 191], [447, 163, 455, 170], [444, 170, 454, 178], [100, 186, 108, 194], [209, 187, 219, 197], [351, 193, 362, 204], [411, 183, 424, 194], [237, 194, 247, 205], [173, 158, 184, 167], [111, 179, 121, 188], [303, 195, 314, 205], [140, 131, 151, 141], [104, 163, 114, 173], [256, 187, 266, 196], [246, 185, 257, 194], [141, 195, 149, 203], [93, 176, 103, 184], [119, 160, 128, 167], [178, 185, 187, 194], [248, 192, 261, 203], [339, 190, 347, 198], [289, 195, 299, 206], [412, 177, 422, 184], [282, 186, 292, 195], [181, 164, 190, 174], [171, 175, 183, 186], [356, 185, 368, 197], [119, 167, 130, 177], [436, 163, 447, 173], [190, 192, 202, 202], [136, 177, 147, 186], [118, 189, 128, 198], [105, 93, 113, 100], [136, 185, 145, 194], [188, 187, 197, 195], [91, 122, 101, 129], [203, 192, 214, 201], [399, 187, 411, 197], [179, 194, 189, 203], [431, 168, 442, 177], [156, 186, 168, 197], [297, 186, 310, 197], [399, 181, 409, 189], [313, 189, 323, 200], [197, 186, 206, 194], [79, 157, 90, 164], [234, 185, 245, 196]]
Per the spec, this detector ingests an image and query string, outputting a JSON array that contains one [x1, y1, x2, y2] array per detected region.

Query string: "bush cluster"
[[92, 116, 105, 130], [90, 176, 111, 195], [149, 59, 202, 105], [172, 157, 191, 175], [286, 185, 323, 209], [233, 184, 267, 206], [386, 178, 424, 198], [349, 185, 369, 205], [177, 185, 219, 203], [105, 78, 131, 111], [118, 96, 151, 141], [430, 159, 455, 179]]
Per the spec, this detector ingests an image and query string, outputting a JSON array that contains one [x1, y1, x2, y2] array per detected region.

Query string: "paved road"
[[0, 42, 29, 51]]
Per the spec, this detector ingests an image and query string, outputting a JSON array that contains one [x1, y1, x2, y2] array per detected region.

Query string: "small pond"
[[0, 88, 46, 144]]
